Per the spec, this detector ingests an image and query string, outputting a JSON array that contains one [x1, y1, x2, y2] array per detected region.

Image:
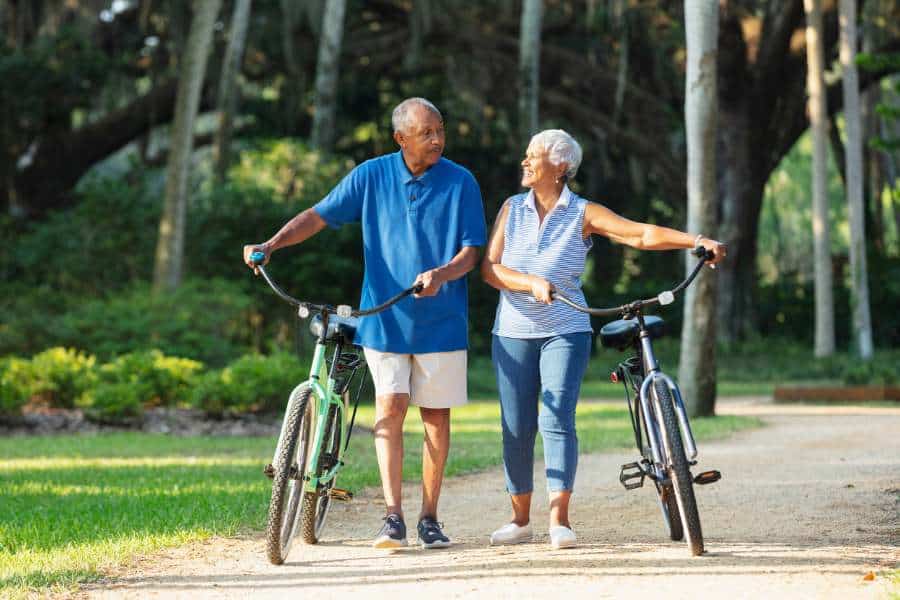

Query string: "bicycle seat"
[[599, 316, 665, 351], [309, 314, 359, 344]]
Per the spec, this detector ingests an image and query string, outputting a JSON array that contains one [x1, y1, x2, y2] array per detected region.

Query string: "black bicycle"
[[553, 246, 722, 556]]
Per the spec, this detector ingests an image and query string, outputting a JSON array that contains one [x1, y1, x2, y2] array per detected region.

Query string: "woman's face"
[[521, 144, 565, 189]]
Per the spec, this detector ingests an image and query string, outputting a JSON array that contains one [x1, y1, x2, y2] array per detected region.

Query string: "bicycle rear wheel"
[[299, 396, 343, 543], [265, 385, 313, 565], [652, 378, 703, 555]]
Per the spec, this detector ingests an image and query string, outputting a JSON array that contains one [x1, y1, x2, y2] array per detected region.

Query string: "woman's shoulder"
[[504, 192, 529, 210]]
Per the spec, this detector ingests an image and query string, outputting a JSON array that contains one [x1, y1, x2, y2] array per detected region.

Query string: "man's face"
[[395, 106, 445, 169]]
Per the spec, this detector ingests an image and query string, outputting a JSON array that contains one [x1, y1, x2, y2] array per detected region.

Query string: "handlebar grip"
[[692, 246, 715, 261], [412, 282, 425, 294], [250, 251, 267, 266]]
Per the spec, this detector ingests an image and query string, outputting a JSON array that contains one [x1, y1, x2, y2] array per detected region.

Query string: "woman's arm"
[[583, 202, 726, 264], [480, 200, 554, 303]]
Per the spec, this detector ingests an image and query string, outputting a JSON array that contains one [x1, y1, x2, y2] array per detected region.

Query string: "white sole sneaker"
[[490, 522, 534, 546], [549, 525, 577, 549]]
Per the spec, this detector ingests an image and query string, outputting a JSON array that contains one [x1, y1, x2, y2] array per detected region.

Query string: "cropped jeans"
[[492, 332, 592, 495]]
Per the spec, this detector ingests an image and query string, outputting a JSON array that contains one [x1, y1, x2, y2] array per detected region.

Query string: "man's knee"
[[420, 407, 450, 428], [375, 393, 409, 426]]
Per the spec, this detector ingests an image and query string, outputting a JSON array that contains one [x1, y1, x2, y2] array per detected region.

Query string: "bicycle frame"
[[271, 315, 357, 495]]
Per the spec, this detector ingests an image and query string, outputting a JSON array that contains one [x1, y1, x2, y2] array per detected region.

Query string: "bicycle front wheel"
[[655, 480, 684, 541], [652, 378, 703, 555], [299, 396, 344, 544], [265, 384, 314, 565]]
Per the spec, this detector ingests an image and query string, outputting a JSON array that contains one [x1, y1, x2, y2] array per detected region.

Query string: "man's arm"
[[414, 246, 480, 297], [242, 208, 327, 271]]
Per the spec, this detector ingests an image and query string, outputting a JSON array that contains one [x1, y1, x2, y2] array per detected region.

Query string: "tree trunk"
[[279, 0, 305, 135], [214, 0, 252, 182], [405, 0, 431, 71], [839, 0, 874, 358], [310, 0, 347, 151], [680, 0, 719, 418], [153, 0, 222, 293], [804, 0, 836, 357], [518, 0, 543, 145]]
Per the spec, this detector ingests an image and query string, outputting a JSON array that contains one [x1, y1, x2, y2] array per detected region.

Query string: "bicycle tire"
[[265, 384, 313, 565], [652, 378, 704, 555], [299, 397, 343, 544]]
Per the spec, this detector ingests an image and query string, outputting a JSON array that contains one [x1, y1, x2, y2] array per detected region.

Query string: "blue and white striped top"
[[492, 185, 594, 338]]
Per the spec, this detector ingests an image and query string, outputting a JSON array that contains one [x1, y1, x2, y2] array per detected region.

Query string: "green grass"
[[0, 402, 760, 597]]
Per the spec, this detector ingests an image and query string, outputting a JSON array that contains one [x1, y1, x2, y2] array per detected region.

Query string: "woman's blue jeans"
[[492, 332, 592, 495]]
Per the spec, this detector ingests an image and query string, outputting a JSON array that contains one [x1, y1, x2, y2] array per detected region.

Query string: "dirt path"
[[85, 401, 899, 599]]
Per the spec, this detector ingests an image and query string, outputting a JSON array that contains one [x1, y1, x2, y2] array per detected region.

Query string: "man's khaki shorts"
[[362, 348, 468, 409]]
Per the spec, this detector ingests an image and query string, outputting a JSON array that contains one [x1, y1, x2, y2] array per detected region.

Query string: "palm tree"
[[214, 0, 252, 181], [679, 0, 719, 417], [153, 0, 222, 292], [803, 0, 836, 357], [310, 0, 347, 151], [518, 0, 543, 145], [839, 0, 874, 358]]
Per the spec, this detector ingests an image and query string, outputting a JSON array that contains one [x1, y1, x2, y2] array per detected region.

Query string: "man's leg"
[[373, 392, 410, 517], [419, 406, 450, 520]]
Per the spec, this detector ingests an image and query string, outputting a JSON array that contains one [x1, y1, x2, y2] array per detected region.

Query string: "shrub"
[[99, 350, 204, 407], [25, 347, 96, 408], [191, 352, 308, 416], [0, 358, 30, 416], [77, 382, 143, 424], [840, 359, 900, 386], [56, 279, 254, 366]]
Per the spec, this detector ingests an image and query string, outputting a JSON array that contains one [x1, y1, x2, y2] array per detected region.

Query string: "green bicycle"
[[250, 251, 422, 565]]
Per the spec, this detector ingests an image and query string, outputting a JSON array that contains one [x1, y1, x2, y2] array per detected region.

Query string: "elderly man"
[[243, 98, 486, 549]]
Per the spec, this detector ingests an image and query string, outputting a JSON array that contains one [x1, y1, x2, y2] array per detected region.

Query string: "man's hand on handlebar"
[[695, 238, 727, 267], [243, 243, 271, 275], [413, 268, 446, 298]]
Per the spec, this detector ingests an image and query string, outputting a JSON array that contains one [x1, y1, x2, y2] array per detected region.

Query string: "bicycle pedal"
[[329, 487, 354, 501], [693, 470, 721, 485], [263, 464, 275, 479], [619, 462, 645, 490]]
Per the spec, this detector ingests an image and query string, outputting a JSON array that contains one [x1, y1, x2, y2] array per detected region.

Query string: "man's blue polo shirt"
[[313, 151, 486, 354]]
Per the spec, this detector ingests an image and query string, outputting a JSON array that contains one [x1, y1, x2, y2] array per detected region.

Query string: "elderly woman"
[[481, 129, 725, 549]]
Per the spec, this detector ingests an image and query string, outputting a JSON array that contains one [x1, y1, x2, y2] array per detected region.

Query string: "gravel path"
[[85, 400, 900, 599]]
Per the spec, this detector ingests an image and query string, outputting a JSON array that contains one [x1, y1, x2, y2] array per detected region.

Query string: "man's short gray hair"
[[392, 97, 443, 133], [529, 129, 583, 180]]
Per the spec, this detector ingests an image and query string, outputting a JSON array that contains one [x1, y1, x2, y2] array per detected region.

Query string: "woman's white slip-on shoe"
[[489, 522, 534, 546], [549, 525, 577, 549]]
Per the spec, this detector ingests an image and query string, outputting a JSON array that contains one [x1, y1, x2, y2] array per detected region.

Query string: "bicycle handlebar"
[[552, 246, 716, 318], [249, 251, 423, 318]]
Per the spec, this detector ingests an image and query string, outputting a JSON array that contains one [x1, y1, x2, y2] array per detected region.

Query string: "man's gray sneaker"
[[417, 516, 451, 549], [373, 513, 408, 548]]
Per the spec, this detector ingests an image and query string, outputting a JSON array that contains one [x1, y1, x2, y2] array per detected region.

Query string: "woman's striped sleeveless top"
[[492, 186, 593, 338]]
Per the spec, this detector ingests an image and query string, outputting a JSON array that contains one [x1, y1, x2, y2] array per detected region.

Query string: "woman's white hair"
[[392, 97, 442, 133], [529, 129, 583, 180]]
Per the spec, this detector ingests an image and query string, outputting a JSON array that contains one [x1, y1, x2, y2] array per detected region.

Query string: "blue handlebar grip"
[[250, 251, 266, 265]]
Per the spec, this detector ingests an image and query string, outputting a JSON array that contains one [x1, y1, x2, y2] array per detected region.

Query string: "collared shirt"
[[492, 185, 593, 338], [314, 151, 486, 353]]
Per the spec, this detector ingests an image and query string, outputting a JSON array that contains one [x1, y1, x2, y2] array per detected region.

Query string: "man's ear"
[[393, 130, 404, 147]]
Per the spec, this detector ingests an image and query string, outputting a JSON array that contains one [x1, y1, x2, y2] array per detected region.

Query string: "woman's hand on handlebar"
[[243, 243, 271, 275], [530, 276, 555, 305], [695, 237, 727, 267]]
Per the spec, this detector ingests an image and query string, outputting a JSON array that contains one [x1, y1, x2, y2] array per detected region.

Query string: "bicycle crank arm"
[[693, 470, 721, 485], [329, 488, 354, 501]]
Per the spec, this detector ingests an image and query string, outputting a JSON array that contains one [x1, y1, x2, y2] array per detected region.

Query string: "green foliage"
[[98, 350, 203, 407], [76, 382, 144, 424], [0, 358, 30, 416], [839, 360, 900, 386], [24, 348, 97, 409], [190, 352, 309, 416], [54, 279, 254, 366]]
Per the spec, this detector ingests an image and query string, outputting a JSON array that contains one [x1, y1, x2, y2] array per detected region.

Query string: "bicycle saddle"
[[309, 314, 359, 344], [599, 316, 665, 351]]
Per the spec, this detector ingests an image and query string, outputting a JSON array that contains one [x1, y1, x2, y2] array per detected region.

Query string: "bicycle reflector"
[[610, 371, 619, 383], [298, 305, 310, 318], [658, 290, 675, 305], [336, 305, 352, 318]]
